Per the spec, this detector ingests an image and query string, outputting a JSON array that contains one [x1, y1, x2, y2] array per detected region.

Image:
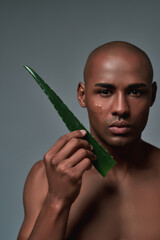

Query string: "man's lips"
[[109, 121, 131, 135]]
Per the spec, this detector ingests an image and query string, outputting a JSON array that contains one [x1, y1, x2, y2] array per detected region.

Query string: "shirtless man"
[[18, 41, 160, 240]]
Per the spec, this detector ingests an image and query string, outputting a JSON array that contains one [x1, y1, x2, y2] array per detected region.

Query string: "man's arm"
[[17, 130, 95, 240]]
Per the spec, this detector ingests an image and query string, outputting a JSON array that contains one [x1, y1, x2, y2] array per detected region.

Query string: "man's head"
[[77, 41, 157, 149]]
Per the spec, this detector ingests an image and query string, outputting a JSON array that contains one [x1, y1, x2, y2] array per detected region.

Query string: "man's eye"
[[97, 89, 112, 96], [129, 89, 142, 96]]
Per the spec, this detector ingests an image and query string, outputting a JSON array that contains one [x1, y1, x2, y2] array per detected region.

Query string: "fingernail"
[[80, 130, 86, 135], [90, 145, 93, 150]]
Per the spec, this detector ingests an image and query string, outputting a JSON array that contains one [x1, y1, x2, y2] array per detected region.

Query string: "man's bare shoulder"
[[17, 161, 48, 240], [144, 141, 160, 159], [142, 141, 160, 174], [25, 160, 47, 188], [23, 160, 48, 211], [25, 160, 47, 184]]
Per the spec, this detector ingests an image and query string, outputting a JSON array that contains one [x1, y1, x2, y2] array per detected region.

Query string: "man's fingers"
[[44, 130, 87, 162], [43, 129, 95, 181], [73, 158, 93, 177], [53, 138, 93, 163], [65, 148, 96, 167]]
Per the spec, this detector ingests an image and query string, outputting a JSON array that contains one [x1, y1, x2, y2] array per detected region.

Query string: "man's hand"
[[44, 130, 96, 207]]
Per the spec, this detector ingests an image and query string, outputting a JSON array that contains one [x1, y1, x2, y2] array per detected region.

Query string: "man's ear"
[[150, 82, 157, 106], [77, 82, 86, 108]]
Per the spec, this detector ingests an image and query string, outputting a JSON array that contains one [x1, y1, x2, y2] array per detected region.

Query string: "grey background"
[[1, 0, 160, 239]]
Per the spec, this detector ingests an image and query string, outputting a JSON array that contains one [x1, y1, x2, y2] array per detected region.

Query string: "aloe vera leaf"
[[24, 65, 116, 177]]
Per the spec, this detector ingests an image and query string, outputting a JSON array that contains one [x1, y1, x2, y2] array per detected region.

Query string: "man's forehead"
[[84, 41, 153, 84], [85, 50, 148, 81]]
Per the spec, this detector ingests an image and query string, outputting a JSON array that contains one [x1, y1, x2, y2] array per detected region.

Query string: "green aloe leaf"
[[24, 65, 116, 177]]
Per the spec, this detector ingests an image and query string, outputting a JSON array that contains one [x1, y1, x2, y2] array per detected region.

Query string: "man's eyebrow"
[[94, 83, 115, 88], [94, 83, 147, 89], [128, 83, 147, 88]]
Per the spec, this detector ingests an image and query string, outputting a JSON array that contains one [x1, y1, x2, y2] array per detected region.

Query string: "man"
[[18, 41, 160, 240]]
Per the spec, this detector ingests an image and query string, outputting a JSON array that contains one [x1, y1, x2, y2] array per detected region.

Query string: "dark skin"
[[18, 41, 160, 240]]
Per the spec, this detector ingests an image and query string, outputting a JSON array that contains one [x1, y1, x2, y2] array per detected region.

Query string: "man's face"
[[80, 49, 155, 149]]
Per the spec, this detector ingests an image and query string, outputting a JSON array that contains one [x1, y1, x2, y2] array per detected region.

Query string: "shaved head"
[[84, 41, 153, 84], [77, 41, 157, 149]]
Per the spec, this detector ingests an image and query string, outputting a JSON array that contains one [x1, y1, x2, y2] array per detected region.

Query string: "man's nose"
[[112, 92, 130, 119]]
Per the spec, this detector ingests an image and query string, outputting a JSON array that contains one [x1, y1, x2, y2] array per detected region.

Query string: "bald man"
[[18, 41, 160, 240]]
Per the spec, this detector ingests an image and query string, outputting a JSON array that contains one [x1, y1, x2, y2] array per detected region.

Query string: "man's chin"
[[102, 135, 137, 149], [91, 130, 140, 149]]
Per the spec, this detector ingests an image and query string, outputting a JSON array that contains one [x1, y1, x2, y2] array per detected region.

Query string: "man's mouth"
[[109, 121, 131, 135]]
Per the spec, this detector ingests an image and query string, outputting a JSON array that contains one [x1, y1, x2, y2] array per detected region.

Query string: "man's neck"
[[107, 138, 143, 166], [103, 139, 147, 182]]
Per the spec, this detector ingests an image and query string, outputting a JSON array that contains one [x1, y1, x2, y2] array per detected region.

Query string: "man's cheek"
[[133, 111, 149, 133], [87, 100, 106, 114]]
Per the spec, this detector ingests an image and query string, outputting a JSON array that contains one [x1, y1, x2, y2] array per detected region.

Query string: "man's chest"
[[119, 179, 160, 239], [66, 174, 160, 240]]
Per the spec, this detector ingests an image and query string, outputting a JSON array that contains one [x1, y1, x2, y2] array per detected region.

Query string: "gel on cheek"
[[90, 101, 105, 113]]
